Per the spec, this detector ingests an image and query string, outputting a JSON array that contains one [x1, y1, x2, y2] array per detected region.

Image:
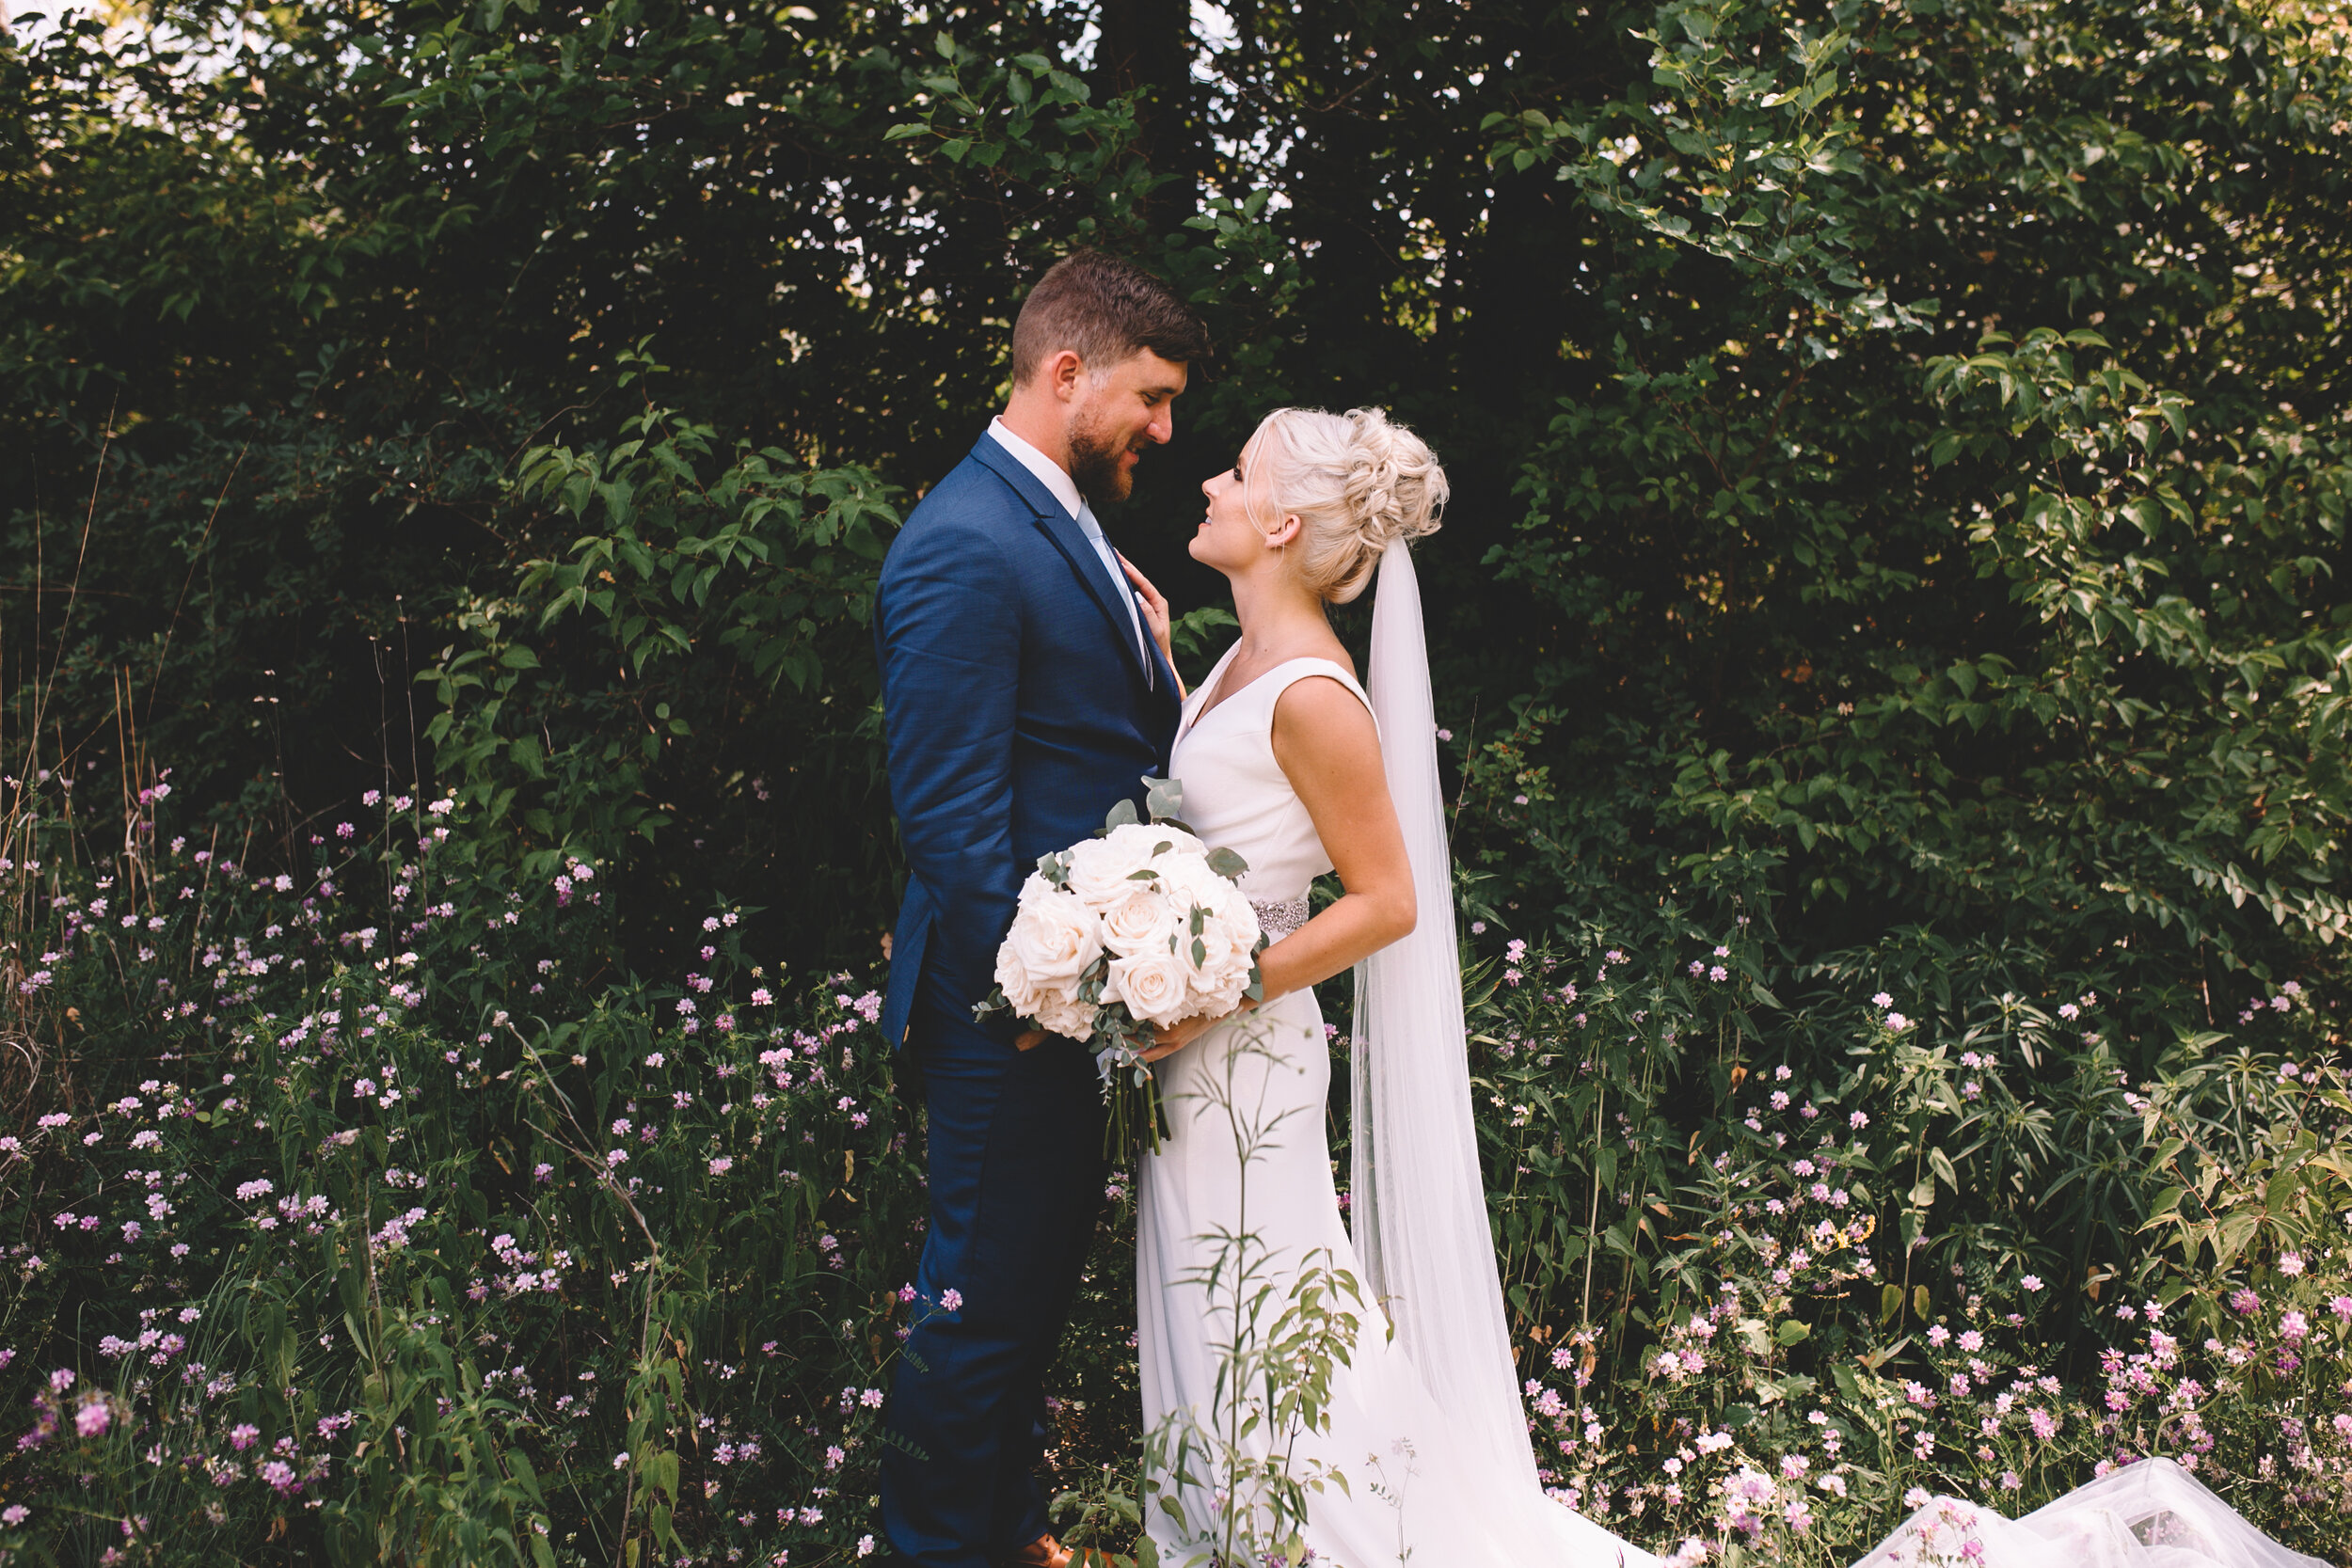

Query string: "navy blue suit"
[[875, 435, 1181, 1566]]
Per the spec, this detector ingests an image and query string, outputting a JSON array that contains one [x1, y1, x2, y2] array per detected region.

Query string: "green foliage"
[[0, 771, 947, 1564], [1467, 0, 2352, 1004], [8, 0, 2352, 1558], [420, 345, 902, 955], [325, 1302, 556, 1568], [887, 31, 1149, 198], [10, 0, 2345, 990], [1470, 927, 2351, 1560], [0, 0, 1150, 969]]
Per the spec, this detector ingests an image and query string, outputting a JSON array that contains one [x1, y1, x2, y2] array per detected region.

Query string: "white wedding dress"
[[1136, 541, 2329, 1568]]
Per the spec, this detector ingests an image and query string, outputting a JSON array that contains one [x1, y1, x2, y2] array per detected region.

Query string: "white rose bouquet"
[[977, 778, 1265, 1158]]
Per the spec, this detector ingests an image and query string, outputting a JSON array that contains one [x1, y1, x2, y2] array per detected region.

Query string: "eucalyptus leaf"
[[1144, 776, 1186, 821]]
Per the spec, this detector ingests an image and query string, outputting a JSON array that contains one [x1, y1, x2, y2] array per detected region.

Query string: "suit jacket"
[[875, 435, 1183, 1051]]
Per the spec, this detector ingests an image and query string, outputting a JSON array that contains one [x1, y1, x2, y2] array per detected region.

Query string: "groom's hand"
[[1015, 1028, 1049, 1052]]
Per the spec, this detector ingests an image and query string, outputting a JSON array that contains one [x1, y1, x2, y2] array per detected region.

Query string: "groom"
[[873, 251, 1207, 1568]]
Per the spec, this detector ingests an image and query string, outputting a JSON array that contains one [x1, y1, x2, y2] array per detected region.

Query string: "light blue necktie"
[[1075, 501, 1152, 689]]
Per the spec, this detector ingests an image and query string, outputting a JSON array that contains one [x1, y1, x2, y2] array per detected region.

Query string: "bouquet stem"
[[1104, 1064, 1169, 1163]]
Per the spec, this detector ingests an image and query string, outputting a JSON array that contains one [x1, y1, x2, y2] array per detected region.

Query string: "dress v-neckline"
[[1179, 644, 1247, 739], [1179, 645, 1355, 744]]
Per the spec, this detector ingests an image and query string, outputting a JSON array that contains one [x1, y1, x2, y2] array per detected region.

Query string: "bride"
[[1114, 405, 2326, 1568]]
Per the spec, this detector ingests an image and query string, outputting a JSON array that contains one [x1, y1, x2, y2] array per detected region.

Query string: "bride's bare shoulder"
[[1284, 642, 1357, 681], [1267, 663, 1375, 752], [1267, 668, 1387, 818], [1319, 645, 1359, 681]]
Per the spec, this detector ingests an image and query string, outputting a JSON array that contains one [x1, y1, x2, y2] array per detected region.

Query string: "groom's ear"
[[1041, 348, 1088, 404]]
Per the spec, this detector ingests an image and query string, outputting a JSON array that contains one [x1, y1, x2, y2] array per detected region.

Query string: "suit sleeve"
[[877, 518, 1025, 995]]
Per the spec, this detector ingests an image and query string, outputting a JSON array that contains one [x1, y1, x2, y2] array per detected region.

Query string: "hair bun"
[[1343, 407, 1446, 551]]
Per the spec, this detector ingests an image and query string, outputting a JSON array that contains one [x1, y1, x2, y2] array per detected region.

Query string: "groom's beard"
[[1069, 416, 1141, 504]]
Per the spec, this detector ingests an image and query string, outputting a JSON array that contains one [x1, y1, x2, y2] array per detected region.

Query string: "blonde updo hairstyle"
[[1244, 406, 1447, 604]]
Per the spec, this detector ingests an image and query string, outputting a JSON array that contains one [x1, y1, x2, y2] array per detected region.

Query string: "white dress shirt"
[[988, 417, 1152, 686]]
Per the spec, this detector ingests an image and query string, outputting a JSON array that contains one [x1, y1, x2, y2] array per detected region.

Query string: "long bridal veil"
[[1348, 535, 2328, 1568], [1353, 536, 1541, 1484], [1354, 535, 1657, 1564]]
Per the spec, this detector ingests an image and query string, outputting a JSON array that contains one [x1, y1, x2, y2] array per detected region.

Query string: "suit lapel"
[[1146, 632, 1181, 713], [967, 437, 1158, 690]]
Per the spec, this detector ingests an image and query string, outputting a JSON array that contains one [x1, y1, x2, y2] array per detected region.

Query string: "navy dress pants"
[[881, 987, 1109, 1567]]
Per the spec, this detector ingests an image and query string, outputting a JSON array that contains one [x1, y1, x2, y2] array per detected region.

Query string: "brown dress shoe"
[[993, 1535, 1134, 1568], [993, 1536, 1071, 1568]]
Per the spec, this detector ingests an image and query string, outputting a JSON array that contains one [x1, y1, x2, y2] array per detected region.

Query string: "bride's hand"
[[1118, 554, 1179, 677], [1138, 999, 1255, 1063]]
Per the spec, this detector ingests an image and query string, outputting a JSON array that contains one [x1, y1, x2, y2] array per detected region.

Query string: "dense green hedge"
[[8, 0, 2347, 986]]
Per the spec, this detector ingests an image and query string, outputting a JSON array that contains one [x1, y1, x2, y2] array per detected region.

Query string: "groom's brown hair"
[[1009, 250, 1211, 385]]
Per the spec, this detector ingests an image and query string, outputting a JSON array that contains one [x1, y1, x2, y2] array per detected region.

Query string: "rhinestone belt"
[[1249, 896, 1311, 942]]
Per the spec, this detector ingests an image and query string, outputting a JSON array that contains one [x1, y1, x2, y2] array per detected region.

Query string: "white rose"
[[994, 937, 1044, 1020], [1178, 872, 1258, 940], [1152, 846, 1211, 887], [1139, 822, 1208, 862], [1105, 949, 1194, 1029], [1100, 885, 1183, 958], [1159, 854, 1243, 914], [1031, 991, 1099, 1041], [1217, 895, 1263, 953], [997, 891, 1102, 1010], [1191, 913, 1257, 1011], [1108, 819, 1204, 857], [1182, 910, 1240, 981], [1063, 832, 1153, 909], [1068, 823, 1209, 908], [1191, 974, 1248, 1020]]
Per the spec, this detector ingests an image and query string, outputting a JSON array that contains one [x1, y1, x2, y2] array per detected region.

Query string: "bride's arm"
[[1142, 674, 1413, 1059]]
